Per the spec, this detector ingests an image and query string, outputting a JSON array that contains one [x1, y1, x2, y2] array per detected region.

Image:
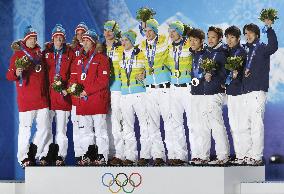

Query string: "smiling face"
[[25, 36, 37, 49], [226, 34, 240, 48], [207, 31, 221, 48], [189, 36, 203, 51], [245, 29, 258, 44], [121, 37, 133, 50], [53, 35, 64, 50], [82, 38, 94, 52], [169, 29, 181, 42], [104, 29, 115, 41], [76, 29, 85, 43], [145, 27, 156, 41]]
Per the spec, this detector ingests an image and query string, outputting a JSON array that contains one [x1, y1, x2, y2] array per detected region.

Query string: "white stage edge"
[[241, 181, 284, 194], [25, 166, 264, 194], [0, 181, 24, 194]]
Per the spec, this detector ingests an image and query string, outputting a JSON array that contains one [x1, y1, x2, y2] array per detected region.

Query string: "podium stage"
[[23, 166, 265, 194]]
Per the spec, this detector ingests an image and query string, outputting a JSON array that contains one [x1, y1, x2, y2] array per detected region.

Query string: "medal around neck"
[[149, 67, 154, 75], [81, 73, 87, 80], [35, 64, 42, 72], [191, 78, 199, 86], [174, 69, 181, 78]]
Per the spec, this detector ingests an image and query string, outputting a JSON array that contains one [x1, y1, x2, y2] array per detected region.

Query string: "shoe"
[[21, 158, 36, 169], [231, 158, 246, 165], [38, 157, 49, 166], [245, 157, 264, 166], [137, 158, 150, 166], [153, 158, 166, 166], [168, 159, 187, 166], [208, 158, 229, 166], [76, 155, 91, 166], [122, 159, 135, 166], [92, 154, 106, 166], [55, 156, 65, 166], [189, 158, 209, 165], [109, 157, 123, 166], [43, 143, 59, 166]]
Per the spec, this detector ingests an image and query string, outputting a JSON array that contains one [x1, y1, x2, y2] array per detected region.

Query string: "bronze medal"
[[174, 70, 181, 78]]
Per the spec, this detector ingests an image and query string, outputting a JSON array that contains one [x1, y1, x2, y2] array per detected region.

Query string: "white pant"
[[120, 93, 149, 161], [190, 94, 229, 160], [78, 114, 109, 160], [50, 110, 70, 158], [145, 88, 168, 159], [17, 108, 52, 164], [228, 95, 248, 159], [168, 86, 190, 160], [107, 91, 124, 159], [242, 91, 267, 160], [71, 106, 81, 157]]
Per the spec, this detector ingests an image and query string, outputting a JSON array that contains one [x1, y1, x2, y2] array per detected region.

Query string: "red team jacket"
[[6, 43, 49, 112], [71, 42, 83, 106], [43, 43, 75, 111], [70, 47, 110, 115]]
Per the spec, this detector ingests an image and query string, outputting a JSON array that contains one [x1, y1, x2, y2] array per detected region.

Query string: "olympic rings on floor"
[[101, 172, 142, 194]]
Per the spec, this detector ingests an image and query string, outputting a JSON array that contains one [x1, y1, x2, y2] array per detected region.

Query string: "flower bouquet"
[[200, 58, 217, 73], [15, 55, 32, 86], [224, 56, 243, 71], [136, 7, 156, 22], [51, 75, 64, 93]]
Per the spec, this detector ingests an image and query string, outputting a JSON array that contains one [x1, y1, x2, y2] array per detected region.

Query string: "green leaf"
[[259, 8, 279, 23], [200, 58, 217, 73], [136, 7, 156, 22]]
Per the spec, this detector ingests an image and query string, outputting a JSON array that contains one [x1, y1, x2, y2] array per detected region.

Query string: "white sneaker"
[[208, 158, 229, 165], [245, 157, 264, 166], [190, 158, 209, 165], [231, 158, 246, 165]]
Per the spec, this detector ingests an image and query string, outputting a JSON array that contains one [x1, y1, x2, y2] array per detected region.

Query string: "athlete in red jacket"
[[42, 24, 75, 165], [70, 29, 110, 166], [6, 25, 51, 168], [70, 22, 88, 161]]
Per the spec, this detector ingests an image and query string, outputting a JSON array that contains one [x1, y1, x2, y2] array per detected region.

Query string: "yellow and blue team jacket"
[[119, 47, 146, 95], [140, 34, 170, 85], [106, 41, 124, 91], [167, 37, 192, 84]]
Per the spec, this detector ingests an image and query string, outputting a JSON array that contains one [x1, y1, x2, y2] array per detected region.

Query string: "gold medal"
[[35, 64, 42, 72], [174, 70, 181, 78], [81, 73, 87, 80], [149, 67, 154, 75]]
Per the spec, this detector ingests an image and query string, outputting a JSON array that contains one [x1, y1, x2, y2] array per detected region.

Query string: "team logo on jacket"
[[77, 60, 82, 65], [101, 172, 142, 193]]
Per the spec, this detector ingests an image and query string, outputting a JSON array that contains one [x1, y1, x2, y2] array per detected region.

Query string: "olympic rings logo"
[[102, 172, 142, 193]]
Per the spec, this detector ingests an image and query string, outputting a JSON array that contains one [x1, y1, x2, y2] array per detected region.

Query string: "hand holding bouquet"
[[15, 55, 32, 86], [259, 8, 279, 24], [225, 56, 243, 72], [52, 75, 65, 94], [67, 83, 87, 101], [67, 83, 84, 97], [200, 58, 217, 73]]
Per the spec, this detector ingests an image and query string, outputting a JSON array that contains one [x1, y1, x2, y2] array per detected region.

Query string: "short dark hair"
[[243, 23, 260, 38], [225, 25, 241, 39], [208, 26, 223, 39], [188, 28, 205, 41]]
